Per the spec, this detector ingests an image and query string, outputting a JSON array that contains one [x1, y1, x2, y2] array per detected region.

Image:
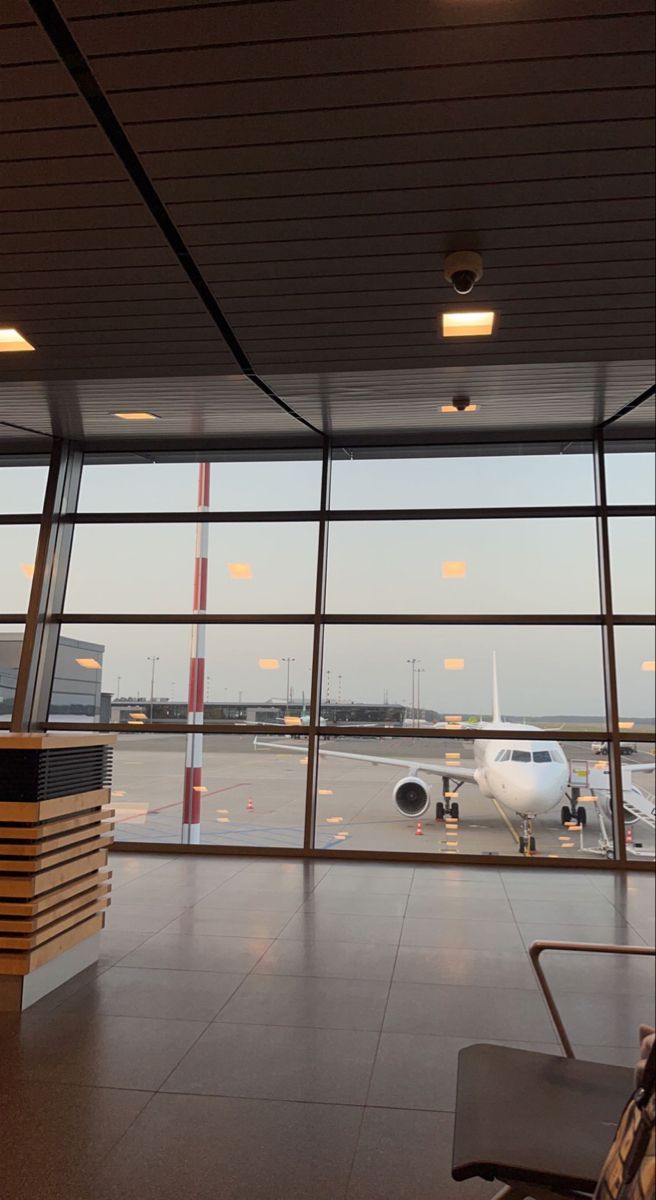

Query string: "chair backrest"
[[594, 1044, 655, 1200]]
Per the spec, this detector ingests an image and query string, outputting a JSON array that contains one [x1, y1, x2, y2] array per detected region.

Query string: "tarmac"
[[109, 733, 656, 862]]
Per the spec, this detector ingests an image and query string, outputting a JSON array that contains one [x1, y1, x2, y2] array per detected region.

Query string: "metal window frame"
[[2, 434, 654, 871]]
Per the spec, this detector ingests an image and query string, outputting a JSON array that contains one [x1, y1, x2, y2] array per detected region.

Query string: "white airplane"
[[255, 655, 654, 855]]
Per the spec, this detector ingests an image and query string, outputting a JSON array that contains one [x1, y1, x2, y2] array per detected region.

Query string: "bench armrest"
[[528, 940, 655, 1059]]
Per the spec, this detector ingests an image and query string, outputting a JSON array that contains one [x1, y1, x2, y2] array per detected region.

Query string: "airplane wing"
[[253, 738, 478, 782]]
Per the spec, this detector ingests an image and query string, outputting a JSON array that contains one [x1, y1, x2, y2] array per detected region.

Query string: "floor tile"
[[2, 1011, 206, 1090], [216, 973, 390, 1031], [393, 946, 537, 990], [254, 938, 398, 981], [93, 1093, 362, 1200], [103, 904, 185, 934], [162, 909, 294, 939], [401, 917, 524, 951], [0, 1083, 152, 1200], [518, 922, 643, 948], [366, 1033, 560, 1112], [346, 1108, 495, 1199], [57, 966, 245, 1021], [192, 887, 305, 913], [300, 893, 409, 917], [280, 911, 403, 945], [97, 929, 154, 970], [404, 895, 514, 921], [163, 1020, 379, 1103], [120, 931, 272, 972], [509, 898, 619, 925], [383, 981, 554, 1041], [552, 990, 655, 1046], [535, 948, 655, 995]]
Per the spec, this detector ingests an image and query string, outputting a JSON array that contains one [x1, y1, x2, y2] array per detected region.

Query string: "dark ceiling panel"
[[0, 1, 653, 447], [60, 0, 654, 52]]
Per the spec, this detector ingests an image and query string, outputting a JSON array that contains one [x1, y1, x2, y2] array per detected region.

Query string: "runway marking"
[[117, 781, 250, 822], [489, 796, 520, 846]]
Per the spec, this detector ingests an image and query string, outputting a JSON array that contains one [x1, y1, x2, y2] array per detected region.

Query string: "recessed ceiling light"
[[112, 411, 160, 420], [444, 658, 465, 670], [0, 328, 35, 352], [442, 561, 467, 578], [258, 658, 280, 670], [227, 563, 253, 580], [641, 660, 655, 672], [442, 311, 495, 337], [75, 657, 102, 669], [441, 403, 479, 413]]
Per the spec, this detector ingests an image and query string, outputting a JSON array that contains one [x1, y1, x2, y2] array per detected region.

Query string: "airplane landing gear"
[[518, 816, 536, 855], [561, 788, 587, 827], [436, 780, 460, 821]]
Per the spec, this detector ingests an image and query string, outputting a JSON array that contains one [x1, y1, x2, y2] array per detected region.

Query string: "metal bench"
[[452, 940, 655, 1200]]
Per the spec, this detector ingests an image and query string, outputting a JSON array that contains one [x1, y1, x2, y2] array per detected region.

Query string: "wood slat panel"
[[0, 897, 109, 949], [0, 848, 109, 898], [0, 833, 113, 874], [0, 881, 110, 932], [0, 820, 114, 857], [0, 786, 110, 823], [0, 914, 104, 975], [0, 808, 115, 841], [0, 868, 111, 917]]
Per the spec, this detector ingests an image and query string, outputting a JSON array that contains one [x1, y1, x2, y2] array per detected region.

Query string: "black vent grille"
[[0, 746, 113, 804]]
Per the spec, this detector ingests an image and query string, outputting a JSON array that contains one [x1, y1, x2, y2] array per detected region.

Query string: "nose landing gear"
[[518, 816, 536, 855], [436, 778, 460, 821]]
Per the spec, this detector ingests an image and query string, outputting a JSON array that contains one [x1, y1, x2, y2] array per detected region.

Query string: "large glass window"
[[65, 523, 319, 614], [0, 624, 25, 721], [330, 448, 594, 509], [79, 456, 322, 512], [326, 519, 599, 614], [313, 733, 614, 860], [110, 732, 308, 847], [5, 436, 651, 865], [50, 624, 314, 723], [0, 526, 41, 611]]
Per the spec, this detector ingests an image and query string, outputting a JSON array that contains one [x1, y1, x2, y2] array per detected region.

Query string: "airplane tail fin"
[[492, 651, 501, 724]]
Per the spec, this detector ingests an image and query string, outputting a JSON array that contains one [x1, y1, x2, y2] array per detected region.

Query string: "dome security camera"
[[452, 394, 472, 412], [444, 250, 484, 295]]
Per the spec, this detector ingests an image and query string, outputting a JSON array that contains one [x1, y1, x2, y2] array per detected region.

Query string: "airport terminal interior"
[[1, 1, 655, 1197]]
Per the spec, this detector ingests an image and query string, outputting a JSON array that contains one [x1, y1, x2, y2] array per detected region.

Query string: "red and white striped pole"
[[182, 462, 210, 844]]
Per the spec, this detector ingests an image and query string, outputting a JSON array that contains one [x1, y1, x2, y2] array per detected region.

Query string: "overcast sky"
[[1, 452, 654, 717]]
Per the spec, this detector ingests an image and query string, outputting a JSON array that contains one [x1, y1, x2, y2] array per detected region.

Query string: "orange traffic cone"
[[247, 798, 254, 812], [415, 820, 423, 836]]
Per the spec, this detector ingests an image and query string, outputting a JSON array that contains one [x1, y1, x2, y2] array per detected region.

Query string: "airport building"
[[0, 4, 654, 1198]]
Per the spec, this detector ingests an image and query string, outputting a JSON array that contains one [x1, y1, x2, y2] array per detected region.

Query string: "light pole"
[[325, 669, 331, 701], [146, 656, 159, 717], [281, 657, 295, 707], [416, 667, 426, 726], [337, 674, 342, 703], [406, 658, 419, 725], [116, 675, 121, 697]]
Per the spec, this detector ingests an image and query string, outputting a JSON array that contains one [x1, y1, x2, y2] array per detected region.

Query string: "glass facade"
[[2, 435, 654, 864]]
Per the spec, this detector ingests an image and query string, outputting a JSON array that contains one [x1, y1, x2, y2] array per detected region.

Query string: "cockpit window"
[[511, 750, 531, 762], [533, 750, 552, 763], [495, 750, 506, 761], [552, 746, 567, 765]]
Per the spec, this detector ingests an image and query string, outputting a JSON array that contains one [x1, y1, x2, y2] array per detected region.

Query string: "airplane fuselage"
[[470, 722, 570, 819]]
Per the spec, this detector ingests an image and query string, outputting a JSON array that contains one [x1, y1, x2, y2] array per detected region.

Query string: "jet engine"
[[394, 776, 430, 817]]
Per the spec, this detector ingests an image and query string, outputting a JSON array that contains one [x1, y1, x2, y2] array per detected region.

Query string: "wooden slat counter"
[[0, 733, 116, 1011]]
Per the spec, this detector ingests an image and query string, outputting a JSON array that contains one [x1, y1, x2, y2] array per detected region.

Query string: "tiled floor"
[[1, 854, 654, 1200]]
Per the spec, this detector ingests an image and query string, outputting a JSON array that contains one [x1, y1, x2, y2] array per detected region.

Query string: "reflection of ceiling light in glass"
[[444, 658, 465, 670], [20, 563, 35, 578], [642, 660, 655, 672], [284, 716, 302, 726], [129, 711, 147, 719], [258, 658, 279, 669], [441, 403, 479, 413], [0, 328, 35, 352], [442, 561, 466, 578], [319, 789, 333, 795], [113, 411, 160, 420], [444, 715, 462, 724], [445, 752, 461, 760], [619, 721, 635, 730], [192, 785, 208, 793], [228, 563, 252, 579], [76, 657, 101, 669], [113, 790, 126, 797], [442, 311, 495, 337], [326, 816, 343, 823]]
